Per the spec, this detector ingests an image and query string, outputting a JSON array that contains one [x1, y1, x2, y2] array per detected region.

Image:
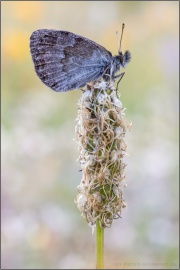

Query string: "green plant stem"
[[96, 219, 104, 269]]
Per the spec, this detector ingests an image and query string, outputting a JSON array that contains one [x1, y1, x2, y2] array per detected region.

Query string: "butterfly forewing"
[[30, 30, 112, 92]]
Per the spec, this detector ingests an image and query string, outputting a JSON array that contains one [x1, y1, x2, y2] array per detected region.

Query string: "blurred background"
[[1, 1, 179, 269]]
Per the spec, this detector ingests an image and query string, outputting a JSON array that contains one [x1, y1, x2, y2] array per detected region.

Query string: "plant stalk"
[[96, 219, 104, 269]]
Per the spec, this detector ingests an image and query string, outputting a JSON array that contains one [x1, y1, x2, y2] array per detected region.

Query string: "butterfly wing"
[[30, 29, 112, 92]]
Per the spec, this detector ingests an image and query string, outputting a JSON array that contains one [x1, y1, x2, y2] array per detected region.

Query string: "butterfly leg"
[[115, 72, 125, 93]]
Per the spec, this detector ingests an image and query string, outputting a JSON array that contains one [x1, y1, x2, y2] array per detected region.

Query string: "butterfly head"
[[116, 23, 131, 68], [118, 50, 131, 68]]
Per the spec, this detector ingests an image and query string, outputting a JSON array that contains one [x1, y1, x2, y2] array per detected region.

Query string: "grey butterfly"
[[29, 24, 131, 92]]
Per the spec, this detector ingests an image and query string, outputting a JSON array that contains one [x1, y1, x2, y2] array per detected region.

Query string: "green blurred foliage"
[[2, 1, 179, 269]]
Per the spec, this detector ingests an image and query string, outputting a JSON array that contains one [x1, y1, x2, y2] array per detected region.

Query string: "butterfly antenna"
[[119, 23, 125, 54], [116, 31, 120, 53]]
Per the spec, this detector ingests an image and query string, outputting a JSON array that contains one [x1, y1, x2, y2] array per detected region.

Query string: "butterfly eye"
[[118, 53, 123, 64]]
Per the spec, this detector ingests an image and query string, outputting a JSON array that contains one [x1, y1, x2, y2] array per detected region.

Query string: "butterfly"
[[29, 23, 131, 92]]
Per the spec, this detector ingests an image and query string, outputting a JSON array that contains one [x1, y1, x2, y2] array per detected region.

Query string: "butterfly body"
[[30, 29, 131, 92]]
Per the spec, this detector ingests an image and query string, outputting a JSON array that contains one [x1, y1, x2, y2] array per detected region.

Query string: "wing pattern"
[[30, 30, 112, 92]]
